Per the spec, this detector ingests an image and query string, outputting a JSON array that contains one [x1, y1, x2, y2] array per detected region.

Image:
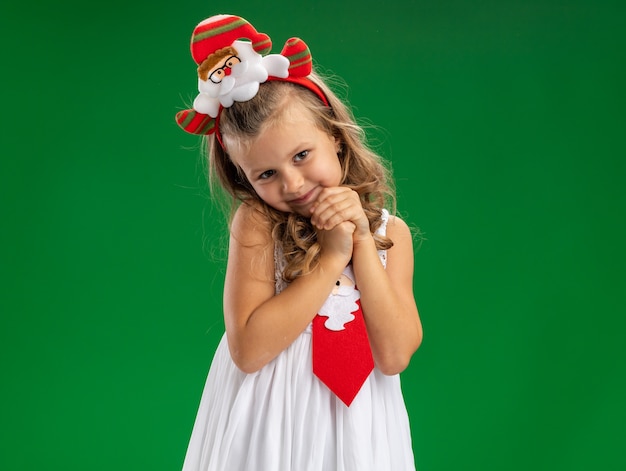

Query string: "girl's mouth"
[[290, 188, 316, 206]]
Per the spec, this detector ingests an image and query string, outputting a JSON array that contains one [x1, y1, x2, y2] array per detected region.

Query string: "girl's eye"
[[259, 170, 276, 180], [294, 150, 309, 161]]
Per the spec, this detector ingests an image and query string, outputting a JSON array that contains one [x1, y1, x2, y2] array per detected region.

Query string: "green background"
[[1, 1, 624, 470]]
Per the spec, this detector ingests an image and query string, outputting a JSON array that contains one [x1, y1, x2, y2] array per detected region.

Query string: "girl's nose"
[[282, 170, 303, 193]]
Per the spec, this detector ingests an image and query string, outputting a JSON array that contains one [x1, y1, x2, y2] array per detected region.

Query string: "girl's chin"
[[271, 205, 312, 218], [262, 198, 314, 217]]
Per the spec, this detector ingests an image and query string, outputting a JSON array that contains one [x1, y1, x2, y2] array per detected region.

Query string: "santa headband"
[[175, 14, 329, 146]]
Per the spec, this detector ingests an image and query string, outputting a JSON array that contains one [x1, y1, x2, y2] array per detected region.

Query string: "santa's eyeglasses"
[[208, 56, 242, 83]]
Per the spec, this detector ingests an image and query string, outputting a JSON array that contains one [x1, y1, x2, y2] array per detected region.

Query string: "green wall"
[[1, 1, 624, 469]]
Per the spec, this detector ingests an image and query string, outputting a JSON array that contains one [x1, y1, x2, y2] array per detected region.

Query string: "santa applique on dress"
[[176, 14, 317, 136], [313, 265, 375, 406]]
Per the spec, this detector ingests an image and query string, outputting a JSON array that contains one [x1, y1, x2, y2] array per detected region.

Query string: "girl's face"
[[227, 101, 342, 216]]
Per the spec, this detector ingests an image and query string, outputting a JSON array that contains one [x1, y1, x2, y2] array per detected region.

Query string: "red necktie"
[[312, 266, 375, 406]]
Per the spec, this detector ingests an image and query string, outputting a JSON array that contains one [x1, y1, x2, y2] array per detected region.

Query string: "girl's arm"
[[222, 202, 353, 373], [311, 188, 423, 375], [351, 216, 422, 375]]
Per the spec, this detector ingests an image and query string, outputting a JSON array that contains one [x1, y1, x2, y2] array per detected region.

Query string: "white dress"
[[182, 210, 416, 470]]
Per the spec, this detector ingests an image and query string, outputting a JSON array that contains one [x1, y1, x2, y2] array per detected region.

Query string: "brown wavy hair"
[[205, 71, 396, 282]]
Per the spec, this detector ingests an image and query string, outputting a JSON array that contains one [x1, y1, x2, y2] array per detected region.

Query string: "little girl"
[[176, 14, 423, 471]]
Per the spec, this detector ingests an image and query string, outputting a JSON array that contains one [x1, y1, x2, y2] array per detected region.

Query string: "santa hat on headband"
[[175, 14, 326, 137], [190, 15, 272, 65]]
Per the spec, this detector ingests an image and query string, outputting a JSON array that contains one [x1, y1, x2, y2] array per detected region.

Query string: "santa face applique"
[[199, 47, 241, 84], [193, 40, 289, 117], [318, 266, 360, 331]]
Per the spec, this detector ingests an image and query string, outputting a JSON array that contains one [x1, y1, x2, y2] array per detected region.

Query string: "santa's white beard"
[[318, 287, 360, 331]]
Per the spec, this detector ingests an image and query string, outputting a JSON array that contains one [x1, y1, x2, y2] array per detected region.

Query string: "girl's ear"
[[334, 137, 342, 154]]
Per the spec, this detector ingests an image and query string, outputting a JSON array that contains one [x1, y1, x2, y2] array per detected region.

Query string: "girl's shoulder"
[[230, 200, 273, 246], [385, 213, 413, 243]]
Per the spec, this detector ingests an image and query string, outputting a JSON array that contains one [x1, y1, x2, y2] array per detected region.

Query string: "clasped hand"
[[310, 187, 370, 261]]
